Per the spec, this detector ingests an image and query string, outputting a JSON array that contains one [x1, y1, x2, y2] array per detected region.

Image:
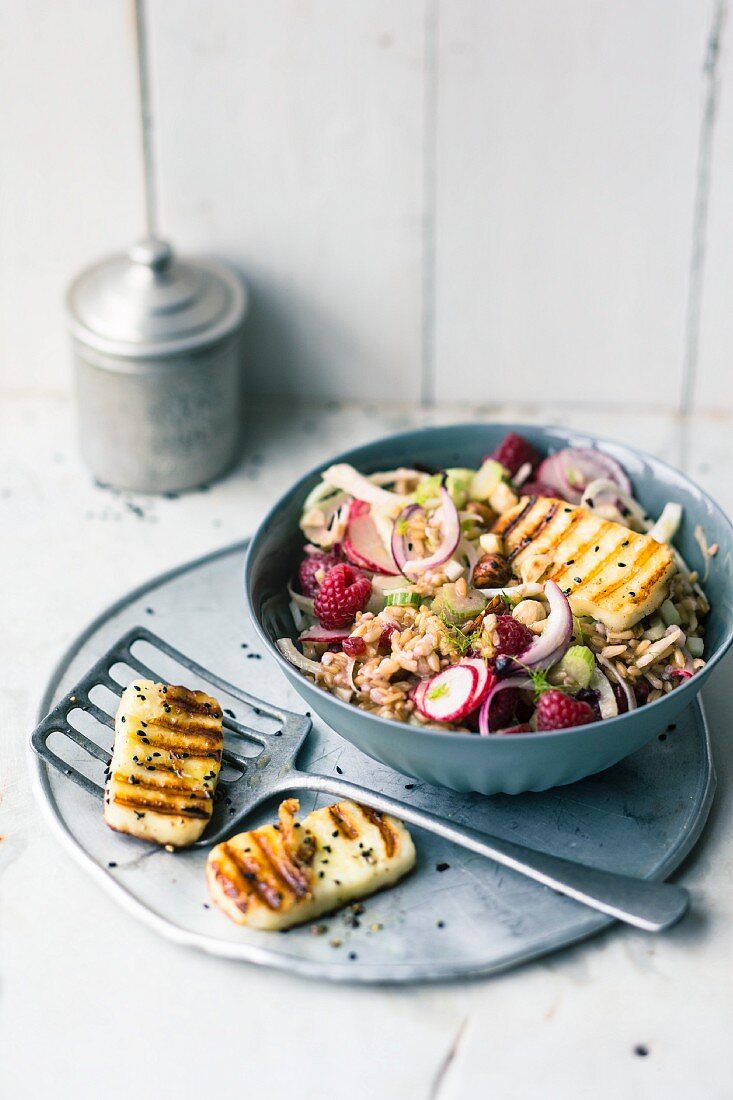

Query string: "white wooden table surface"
[[1, 393, 731, 1100]]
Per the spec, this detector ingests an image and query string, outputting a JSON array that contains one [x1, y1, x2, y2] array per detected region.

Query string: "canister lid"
[[66, 238, 247, 358]]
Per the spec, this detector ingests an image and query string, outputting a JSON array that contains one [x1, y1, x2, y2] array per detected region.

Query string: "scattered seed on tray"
[[310, 924, 328, 937], [330, 938, 343, 948]]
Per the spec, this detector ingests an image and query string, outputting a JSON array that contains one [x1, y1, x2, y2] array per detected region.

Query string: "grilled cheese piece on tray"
[[104, 679, 223, 848], [207, 798, 416, 930], [494, 496, 676, 631]]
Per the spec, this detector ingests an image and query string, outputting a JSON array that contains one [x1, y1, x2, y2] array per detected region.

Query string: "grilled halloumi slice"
[[104, 679, 223, 848], [206, 798, 415, 930], [494, 496, 676, 631]]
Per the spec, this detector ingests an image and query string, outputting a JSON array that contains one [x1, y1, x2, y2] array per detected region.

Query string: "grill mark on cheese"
[[328, 803, 360, 839], [113, 793, 211, 818], [251, 831, 312, 899], [140, 719, 221, 743], [209, 860, 250, 915], [357, 804, 398, 858], [499, 496, 535, 539], [222, 844, 284, 910], [506, 499, 559, 563], [113, 771, 211, 798], [131, 730, 222, 759]]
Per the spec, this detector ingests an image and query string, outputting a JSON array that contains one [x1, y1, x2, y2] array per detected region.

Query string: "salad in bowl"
[[276, 432, 712, 736]]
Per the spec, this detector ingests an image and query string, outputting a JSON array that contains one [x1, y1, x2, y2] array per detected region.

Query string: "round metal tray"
[[30, 540, 715, 984]]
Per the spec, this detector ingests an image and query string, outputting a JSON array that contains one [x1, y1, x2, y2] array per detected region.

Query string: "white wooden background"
[[0, 0, 729, 409]]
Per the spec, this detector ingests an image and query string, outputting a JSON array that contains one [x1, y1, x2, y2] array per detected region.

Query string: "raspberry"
[[298, 550, 340, 597], [496, 723, 531, 735], [521, 480, 561, 499], [489, 432, 540, 477], [314, 563, 372, 629], [342, 635, 366, 658], [489, 687, 518, 730], [378, 623, 398, 651], [494, 615, 533, 658], [536, 690, 596, 731]]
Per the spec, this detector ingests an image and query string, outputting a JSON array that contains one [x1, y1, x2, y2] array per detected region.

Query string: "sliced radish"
[[459, 658, 493, 710], [343, 499, 400, 575], [299, 624, 352, 644], [413, 664, 479, 723]]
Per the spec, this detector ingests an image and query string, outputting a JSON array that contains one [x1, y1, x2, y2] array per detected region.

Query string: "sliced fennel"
[[321, 464, 411, 516], [648, 502, 683, 544]]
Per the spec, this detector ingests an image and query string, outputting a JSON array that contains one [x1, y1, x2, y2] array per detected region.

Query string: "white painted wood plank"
[[0, 1, 145, 392], [146, 0, 425, 402], [433, 1, 708, 409], [694, 9, 733, 410]]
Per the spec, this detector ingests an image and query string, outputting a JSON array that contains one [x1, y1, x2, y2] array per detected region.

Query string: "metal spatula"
[[30, 626, 689, 932]]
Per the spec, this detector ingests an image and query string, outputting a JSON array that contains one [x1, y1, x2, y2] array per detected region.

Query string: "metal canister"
[[66, 238, 248, 493]]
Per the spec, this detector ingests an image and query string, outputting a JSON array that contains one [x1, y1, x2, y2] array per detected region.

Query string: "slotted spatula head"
[[30, 626, 312, 847]]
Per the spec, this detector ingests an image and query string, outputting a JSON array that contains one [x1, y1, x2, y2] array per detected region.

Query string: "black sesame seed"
[[404, 783, 415, 790], [436, 920, 445, 928], [121, 716, 126, 723], [622, 539, 630, 547], [574, 577, 582, 584], [658, 733, 667, 741], [332, 831, 339, 838], [107, 861, 117, 868], [436, 862, 450, 873], [566, 559, 575, 565], [335, 765, 343, 774], [618, 563, 626, 568], [564, 507, 572, 513], [629, 591, 636, 597], [348, 952, 357, 960], [634, 1045, 649, 1058], [594, 545, 600, 552]]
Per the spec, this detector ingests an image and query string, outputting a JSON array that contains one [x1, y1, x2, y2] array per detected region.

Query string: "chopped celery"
[[384, 590, 422, 608], [687, 636, 704, 657], [469, 460, 504, 502], [445, 468, 476, 508], [555, 645, 595, 689], [431, 582, 487, 624], [414, 474, 442, 506], [661, 599, 682, 626]]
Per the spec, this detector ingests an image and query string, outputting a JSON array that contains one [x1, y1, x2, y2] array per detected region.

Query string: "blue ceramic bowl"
[[245, 424, 733, 794]]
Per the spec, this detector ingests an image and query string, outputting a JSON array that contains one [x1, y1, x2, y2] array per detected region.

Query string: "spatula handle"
[[279, 772, 689, 933]]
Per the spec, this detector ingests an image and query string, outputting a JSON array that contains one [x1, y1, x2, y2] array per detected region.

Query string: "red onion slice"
[[391, 487, 460, 577], [299, 624, 352, 644], [519, 580, 574, 670], [538, 447, 631, 505], [478, 675, 534, 735]]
